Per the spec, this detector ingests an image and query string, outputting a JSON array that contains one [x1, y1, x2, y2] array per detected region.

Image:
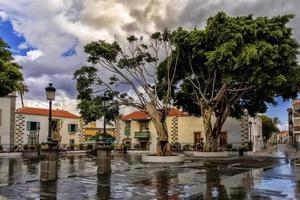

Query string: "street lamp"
[[101, 96, 109, 136], [248, 121, 252, 142], [45, 83, 56, 148]]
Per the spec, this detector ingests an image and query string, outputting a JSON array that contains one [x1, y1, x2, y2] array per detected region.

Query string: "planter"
[[22, 151, 38, 157], [142, 154, 185, 163], [192, 151, 238, 158]]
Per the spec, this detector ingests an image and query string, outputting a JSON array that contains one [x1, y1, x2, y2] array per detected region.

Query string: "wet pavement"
[[0, 145, 299, 199]]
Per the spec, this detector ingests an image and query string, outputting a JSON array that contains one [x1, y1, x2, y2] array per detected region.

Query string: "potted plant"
[[23, 144, 29, 151], [41, 142, 48, 150], [69, 144, 75, 151]]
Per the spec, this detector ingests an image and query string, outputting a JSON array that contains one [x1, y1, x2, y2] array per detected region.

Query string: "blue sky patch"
[[0, 19, 34, 56], [62, 43, 77, 57]]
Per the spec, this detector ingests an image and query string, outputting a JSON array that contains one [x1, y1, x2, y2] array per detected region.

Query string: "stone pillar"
[[241, 109, 249, 146], [9, 93, 16, 152], [97, 148, 112, 176], [40, 149, 57, 181]]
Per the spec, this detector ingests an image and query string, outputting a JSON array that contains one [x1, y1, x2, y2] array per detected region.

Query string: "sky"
[[0, 0, 299, 130]]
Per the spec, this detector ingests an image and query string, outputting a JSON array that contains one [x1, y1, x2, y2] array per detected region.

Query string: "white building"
[[288, 100, 300, 148], [15, 107, 84, 150], [0, 94, 17, 151], [115, 108, 263, 153]]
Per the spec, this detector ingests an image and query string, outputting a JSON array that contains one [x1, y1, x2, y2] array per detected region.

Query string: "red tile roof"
[[122, 108, 187, 121], [16, 107, 80, 119]]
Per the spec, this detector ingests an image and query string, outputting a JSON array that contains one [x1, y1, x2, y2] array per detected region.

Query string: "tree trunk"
[[202, 105, 218, 152], [145, 103, 171, 156], [20, 93, 24, 108], [202, 103, 231, 152]]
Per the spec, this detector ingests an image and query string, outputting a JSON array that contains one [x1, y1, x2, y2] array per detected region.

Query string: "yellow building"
[[83, 121, 117, 141], [115, 108, 262, 153]]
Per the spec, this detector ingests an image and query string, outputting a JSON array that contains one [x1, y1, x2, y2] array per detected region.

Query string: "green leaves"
[[84, 40, 121, 64], [0, 38, 23, 97], [159, 12, 300, 119]]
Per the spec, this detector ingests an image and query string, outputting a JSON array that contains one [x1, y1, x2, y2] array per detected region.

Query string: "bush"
[[87, 143, 94, 150], [69, 144, 75, 151], [79, 143, 84, 150], [29, 145, 36, 151], [226, 144, 232, 151], [183, 144, 190, 151], [23, 144, 29, 151], [0, 144, 3, 151], [36, 144, 41, 150]]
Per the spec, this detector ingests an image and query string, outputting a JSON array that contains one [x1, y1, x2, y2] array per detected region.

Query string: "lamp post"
[[97, 96, 112, 176], [101, 96, 109, 136], [41, 83, 57, 182], [45, 83, 56, 148], [248, 121, 253, 151], [248, 121, 252, 142]]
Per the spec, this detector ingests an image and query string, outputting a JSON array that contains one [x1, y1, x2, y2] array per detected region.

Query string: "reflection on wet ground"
[[0, 152, 299, 199]]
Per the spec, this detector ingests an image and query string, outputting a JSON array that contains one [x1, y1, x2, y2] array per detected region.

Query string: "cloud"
[[0, 0, 299, 118], [15, 49, 44, 62], [0, 10, 8, 21]]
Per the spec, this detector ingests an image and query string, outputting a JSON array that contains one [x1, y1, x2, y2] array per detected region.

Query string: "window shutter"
[[37, 122, 41, 130], [27, 121, 31, 130], [75, 124, 78, 132], [68, 124, 71, 132], [0, 109, 2, 126]]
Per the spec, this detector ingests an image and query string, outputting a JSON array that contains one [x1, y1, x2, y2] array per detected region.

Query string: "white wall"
[[0, 97, 12, 149], [18, 114, 80, 145], [251, 116, 263, 151]]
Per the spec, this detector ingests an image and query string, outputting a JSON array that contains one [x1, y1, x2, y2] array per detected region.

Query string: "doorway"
[[194, 132, 202, 146], [219, 132, 227, 147]]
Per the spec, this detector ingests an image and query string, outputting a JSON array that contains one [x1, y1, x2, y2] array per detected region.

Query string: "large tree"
[[259, 115, 280, 140], [159, 12, 300, 151], [0, 38, 23, 97], [74, 31, 177, 156], [16, 81, 29, 107]]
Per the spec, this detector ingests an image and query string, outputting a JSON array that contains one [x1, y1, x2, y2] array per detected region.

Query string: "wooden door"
[[219, 132, 227, 147], [194, 132, 202, 145]]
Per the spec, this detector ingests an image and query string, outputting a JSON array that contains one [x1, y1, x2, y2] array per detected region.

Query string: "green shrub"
[[36, 144, 41, 150], [69, 144, 75, 151], [79, 143, 84, 150], [23, 144, 29, 151], [226, 144, 232, 151], [0, 144, 3, 151], [87, 143, 94, 150], [29, 145, 36, 151]]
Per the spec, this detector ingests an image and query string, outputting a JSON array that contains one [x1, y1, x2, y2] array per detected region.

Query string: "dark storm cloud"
[[178, 0, 300, 41]]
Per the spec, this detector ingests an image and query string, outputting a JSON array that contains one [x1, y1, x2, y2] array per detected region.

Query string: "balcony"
[[134, 130, 151, 139], [124, 127, 131, 137], [294, 126, 300, 132]]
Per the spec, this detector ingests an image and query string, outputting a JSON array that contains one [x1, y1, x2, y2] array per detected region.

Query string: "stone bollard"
[[97, 147, 112, 176], [40, 149, 57, 181]]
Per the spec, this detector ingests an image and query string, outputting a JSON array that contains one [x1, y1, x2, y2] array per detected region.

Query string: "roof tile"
[[16, 107, 80, 119], [122, 108, 187, 121]]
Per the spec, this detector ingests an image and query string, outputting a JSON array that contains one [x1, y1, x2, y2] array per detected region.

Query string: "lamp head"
[[45, 83, 56, 101]]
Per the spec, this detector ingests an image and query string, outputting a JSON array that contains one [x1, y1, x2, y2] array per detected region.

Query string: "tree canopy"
[[0, 38, 23, 97], [158, 12, 300, 151], [259, 115, 280, 139], [74, 32, 177, 155]]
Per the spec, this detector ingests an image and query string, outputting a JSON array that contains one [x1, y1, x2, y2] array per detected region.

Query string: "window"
[[70, 139, 75, 144], [68, 124, 78, 133], [0, 109, 2, 126], [125, 121, 131, 128], [139, 121, 149, 131], [26, 121, 40, 132]]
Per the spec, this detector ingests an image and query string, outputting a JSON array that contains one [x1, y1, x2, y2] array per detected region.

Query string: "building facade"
[[0, 94, 17, 151], [15, 107, 84, 150], [115, 108, 263, 153], [288, 100, 300, 148]]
